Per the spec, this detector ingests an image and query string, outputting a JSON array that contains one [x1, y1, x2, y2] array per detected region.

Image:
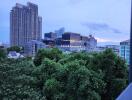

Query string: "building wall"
[[120, 40, 130, 65], [10, 2, 42, 47], [55, 27, 65, 38], [120, 45, 130, 65], [25, 40, 46, 56], [55, 33, 97, 52], [106, 45, 120, 55], [87, 35, 97, 50], [62, 32, 81, 46], [38, 16, 42, 41], [44, 32, 57, 40]]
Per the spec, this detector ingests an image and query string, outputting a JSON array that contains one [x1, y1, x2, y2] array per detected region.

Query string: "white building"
[[8, 51, 24, 59], [86, 35, 97, 52]]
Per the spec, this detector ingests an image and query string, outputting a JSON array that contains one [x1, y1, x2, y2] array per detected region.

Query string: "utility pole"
[[129, 0, 132, 83]]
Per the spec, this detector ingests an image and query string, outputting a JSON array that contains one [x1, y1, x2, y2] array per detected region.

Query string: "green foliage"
[[0, 48, 128, 100], [0, 59, 46, 100], [0, 48, 6, 60], [88, 49, 127, 100], [34, 48, 63, 66], [44, 78, 61, 100], [7, 46, 22, 53]]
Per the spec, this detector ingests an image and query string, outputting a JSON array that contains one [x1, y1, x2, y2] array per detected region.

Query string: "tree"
[[88, 49, 127, 100], [34, 48, 63, 66], [65, 65, 105, 100], [0, 59, 46, 100], [0, 48, 6, 60], [0, 48, 128, 100], [43, 78, 61, 100], [7, 46, 22, 53]]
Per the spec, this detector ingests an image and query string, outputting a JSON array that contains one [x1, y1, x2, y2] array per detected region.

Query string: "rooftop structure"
[[8, 51, 24, 59]]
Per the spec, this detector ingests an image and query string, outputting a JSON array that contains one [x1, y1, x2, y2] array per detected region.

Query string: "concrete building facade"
[[10, 2, 42, 47], [55, 32, 97, 52], [25, 40, 46, 56], [55, 27, 65, 38], [120, 40, 130, 65], [44, 32, 57, 40]]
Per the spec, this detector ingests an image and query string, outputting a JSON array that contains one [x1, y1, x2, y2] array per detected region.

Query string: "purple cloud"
[[82, 22, 122, 34]]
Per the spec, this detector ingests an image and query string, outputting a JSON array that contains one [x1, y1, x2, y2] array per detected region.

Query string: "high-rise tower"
[[10, 2, 42, 47]]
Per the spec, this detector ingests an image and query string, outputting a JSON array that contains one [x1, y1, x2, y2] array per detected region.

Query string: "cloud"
[[95, 37, 111, 42], [68, 0, 85, 5], [95, 37, 121, 43], [81, 22, 122, 34]]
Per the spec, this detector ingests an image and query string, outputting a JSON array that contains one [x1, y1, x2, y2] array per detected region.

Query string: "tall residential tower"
[[10, 2, 42, 47]]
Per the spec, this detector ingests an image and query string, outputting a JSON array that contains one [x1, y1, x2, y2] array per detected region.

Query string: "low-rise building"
[[61, 32, 82, 51], [44, 32, 57, 40], [8, 51, 24, 59], [55, 27, 65, 38], [25, 40, 46, 56], [86, 35, 97, 52], [0, 43, 10, 49], [43, 39, 55, 47], [105, 45, 120, 55], [56, 33, 97, 52], [94, 45, 120, 56], [94, 46, 106, 52]]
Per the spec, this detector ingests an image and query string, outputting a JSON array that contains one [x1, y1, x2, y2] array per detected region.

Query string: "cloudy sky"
[[0, 0, 131, 45]]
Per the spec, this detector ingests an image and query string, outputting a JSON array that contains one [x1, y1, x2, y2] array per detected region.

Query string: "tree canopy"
[[0, 48, 6, 60], [7, 46, 22, 53], [0, 48, 128, 100]]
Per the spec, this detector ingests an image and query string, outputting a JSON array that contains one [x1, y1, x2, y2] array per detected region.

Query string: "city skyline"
[[0, 0, 131, 45]]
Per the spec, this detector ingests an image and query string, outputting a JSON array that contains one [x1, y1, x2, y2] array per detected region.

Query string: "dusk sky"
[[0, 0, 131, 45]]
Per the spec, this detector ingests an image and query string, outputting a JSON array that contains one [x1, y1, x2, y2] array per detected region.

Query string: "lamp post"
[[129, 0, 132, 83]]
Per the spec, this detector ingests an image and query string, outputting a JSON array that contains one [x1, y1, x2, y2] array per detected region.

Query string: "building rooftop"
[[120, 40, 130, 43], [27, 2, 38, 7], [64, 32, 80, 35], [120, 40, 130, 45], [16, 3, 25, 8], [8, 51, 24, 59]]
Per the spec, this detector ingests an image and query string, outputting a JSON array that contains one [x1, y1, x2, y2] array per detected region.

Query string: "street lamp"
[[129, 0, 132, 83]]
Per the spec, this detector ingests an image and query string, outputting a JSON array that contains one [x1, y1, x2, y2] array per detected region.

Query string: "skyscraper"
[[38, 16, 42, 41], [120, 40, 130, 65], [10, 2, 42, 47]]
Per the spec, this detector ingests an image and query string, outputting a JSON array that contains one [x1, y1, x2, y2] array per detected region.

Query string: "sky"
[[0, 0, 131, 45]]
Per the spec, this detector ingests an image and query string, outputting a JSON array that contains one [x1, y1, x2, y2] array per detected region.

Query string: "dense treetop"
[[0, 48, 128, 100]]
